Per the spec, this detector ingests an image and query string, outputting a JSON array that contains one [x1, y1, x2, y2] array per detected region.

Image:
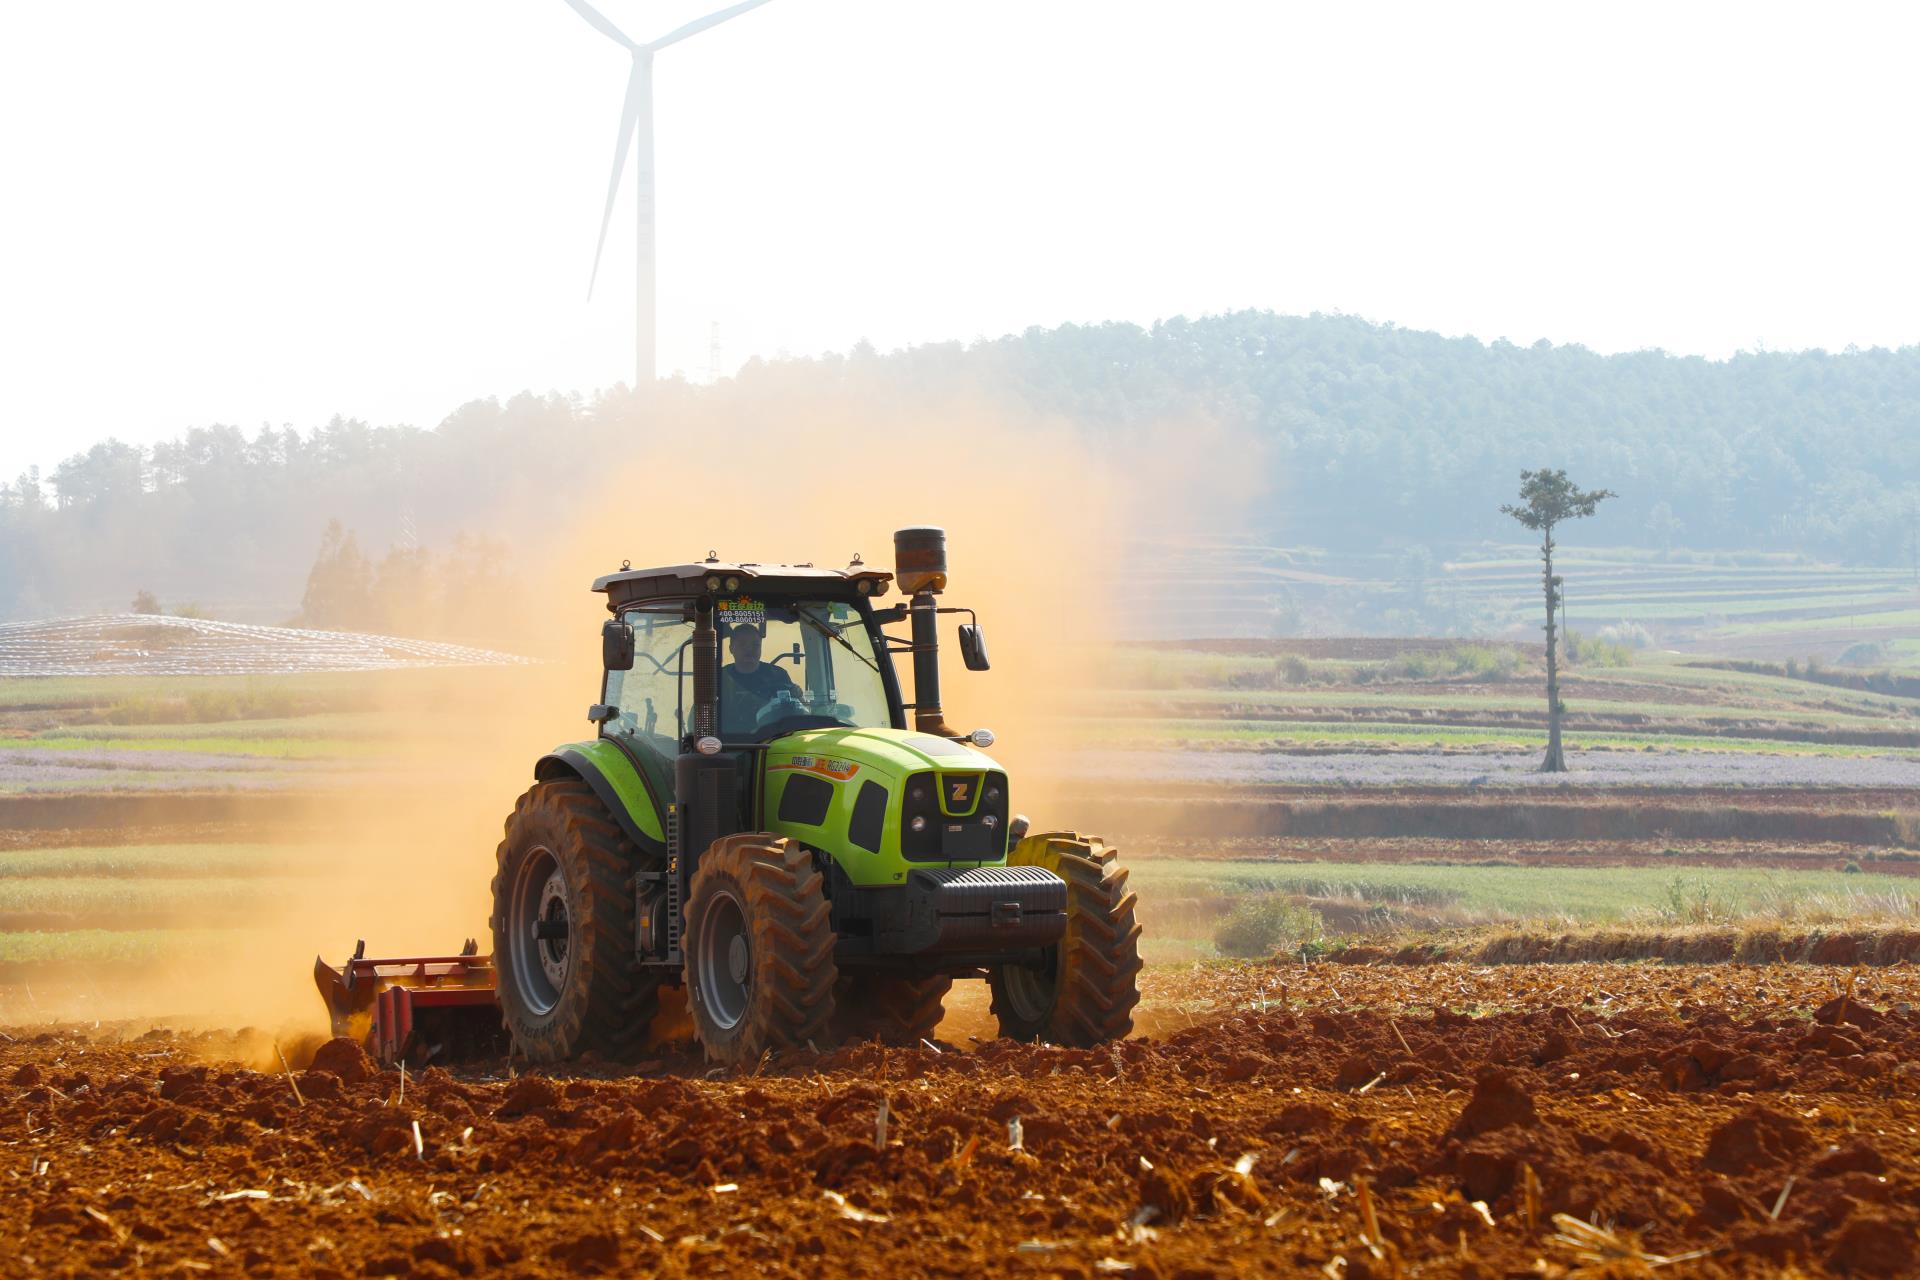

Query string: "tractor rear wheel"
[[832, 973, 952, 1046], [988, 833, 1142, 1046], [491, 780, 661, 1063], [683, 834, 837, 1066]]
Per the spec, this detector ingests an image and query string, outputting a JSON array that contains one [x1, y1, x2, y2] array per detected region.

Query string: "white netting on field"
[[0, 615, 534, 676]]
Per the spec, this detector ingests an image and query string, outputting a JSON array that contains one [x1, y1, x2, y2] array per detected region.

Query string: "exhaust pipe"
[[894, 527, 948, 735], [690, 595, 717, 739]]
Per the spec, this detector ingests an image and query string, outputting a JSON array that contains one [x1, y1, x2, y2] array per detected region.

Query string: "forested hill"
[[942, 314, 1918, 560], [2, 311, 1917, 621]]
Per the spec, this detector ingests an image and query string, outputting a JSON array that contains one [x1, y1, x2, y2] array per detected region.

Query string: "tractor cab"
[[591, 559, 909, 813]]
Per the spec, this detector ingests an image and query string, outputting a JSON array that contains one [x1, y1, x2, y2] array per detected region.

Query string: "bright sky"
[[3, 1, 1918, 478]]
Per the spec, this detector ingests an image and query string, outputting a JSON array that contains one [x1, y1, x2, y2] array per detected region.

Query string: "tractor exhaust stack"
[[690, 594, 717, 739], [894, 527, 949, 735]]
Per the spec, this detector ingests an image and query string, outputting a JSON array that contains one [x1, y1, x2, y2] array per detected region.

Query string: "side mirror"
[[957, 623, 991, 672], [602, 619, 635, 671]]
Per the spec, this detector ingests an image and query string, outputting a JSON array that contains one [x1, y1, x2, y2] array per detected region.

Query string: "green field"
[[1131, 858, 1913, 923], [0, 875, 282, 920], [1129, 856, 1919, 964], [0, 843, 315, 879], [0, 844, 328, 935], [0, 669, 553, 791], [0, 927, 240, 968], [17, 734, 372, 759]]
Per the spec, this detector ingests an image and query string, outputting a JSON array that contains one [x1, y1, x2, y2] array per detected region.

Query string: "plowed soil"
[[5, 962, 1919, 1278]]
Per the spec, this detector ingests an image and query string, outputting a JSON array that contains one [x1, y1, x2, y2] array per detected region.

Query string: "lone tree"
[[1502, 469, 1614, 772]]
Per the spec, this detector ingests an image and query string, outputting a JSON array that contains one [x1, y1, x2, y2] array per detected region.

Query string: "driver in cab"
[[720, 622, 800, 737]]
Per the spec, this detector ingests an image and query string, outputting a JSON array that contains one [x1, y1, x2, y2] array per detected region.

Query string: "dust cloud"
[[155, 391, 1261, 1035]]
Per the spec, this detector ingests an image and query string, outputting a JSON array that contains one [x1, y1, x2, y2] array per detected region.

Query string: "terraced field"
[[1093, 642, 1920, 759], [1120, 538, 1920, 664]]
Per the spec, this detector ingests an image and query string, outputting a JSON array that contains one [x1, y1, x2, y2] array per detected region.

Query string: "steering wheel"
[[755, 688, 806, 730]]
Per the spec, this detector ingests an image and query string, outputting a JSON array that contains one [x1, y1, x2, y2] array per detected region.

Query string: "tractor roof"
[[592, 560, 894, 612]]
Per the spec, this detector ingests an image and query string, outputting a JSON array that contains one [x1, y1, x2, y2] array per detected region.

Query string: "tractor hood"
[[762, 726, 1010, 888], [765, 726, 1003, 781]]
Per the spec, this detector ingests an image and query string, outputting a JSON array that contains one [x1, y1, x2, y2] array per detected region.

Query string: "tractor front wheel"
[[683, 834, 837, 1065], [989, 833, 1142, 1046], [491, 780, 661, 1063]]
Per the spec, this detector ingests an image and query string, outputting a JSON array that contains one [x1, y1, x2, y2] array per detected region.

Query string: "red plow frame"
[[313, 940, 507, 1066]]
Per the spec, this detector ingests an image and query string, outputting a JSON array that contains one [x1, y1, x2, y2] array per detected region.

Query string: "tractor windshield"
[[717, 598, 891, 740], [602, 598, 893, 763]]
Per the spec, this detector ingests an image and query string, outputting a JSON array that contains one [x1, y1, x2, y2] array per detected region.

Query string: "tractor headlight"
[[982, 814, 998, 829], [695, 736, 723, 756], [968, 728, 995, 748], [725, 575, 741, 591], [909, 816, 928, 833], [705, 575, 721, 591]]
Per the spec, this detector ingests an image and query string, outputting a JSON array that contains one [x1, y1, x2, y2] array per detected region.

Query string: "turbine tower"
[[562, 0, 774, 389]]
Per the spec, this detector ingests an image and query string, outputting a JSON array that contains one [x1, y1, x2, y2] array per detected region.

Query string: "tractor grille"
[[901, 769, 1009, 862]]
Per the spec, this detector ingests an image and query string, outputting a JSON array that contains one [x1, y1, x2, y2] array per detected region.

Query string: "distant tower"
[[707, 321, 723, 384], [398, 505, 418, 554]]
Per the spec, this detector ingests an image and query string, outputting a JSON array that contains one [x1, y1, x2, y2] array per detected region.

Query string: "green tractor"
[[483, 527, 1140, 1065]]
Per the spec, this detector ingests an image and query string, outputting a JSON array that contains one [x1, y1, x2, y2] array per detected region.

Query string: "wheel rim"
[[697, 887, 751, 1032], [508, 845, 569, 1017], [1001, 946, 1058, 1027]]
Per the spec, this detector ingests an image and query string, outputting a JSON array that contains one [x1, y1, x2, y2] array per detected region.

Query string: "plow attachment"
[[313, 939, 508, 1067]]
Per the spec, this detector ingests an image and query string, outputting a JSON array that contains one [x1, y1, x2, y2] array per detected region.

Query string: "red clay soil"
[[4, 962, 1919, 1278]]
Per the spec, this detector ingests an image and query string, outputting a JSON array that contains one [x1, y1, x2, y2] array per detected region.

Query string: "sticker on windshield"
[[716, 596, 766, 628], [770, 756, 859, 781]]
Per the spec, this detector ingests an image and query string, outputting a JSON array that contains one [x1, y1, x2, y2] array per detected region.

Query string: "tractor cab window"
[[603, 605, 695, 768], [717, 599, 891, 740]]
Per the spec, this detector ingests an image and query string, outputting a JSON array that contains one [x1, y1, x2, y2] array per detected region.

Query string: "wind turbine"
[[562, 0, 775, 389]]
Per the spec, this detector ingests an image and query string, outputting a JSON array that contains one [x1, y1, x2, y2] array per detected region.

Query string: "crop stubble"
[[3, 963, 1919, 1277]]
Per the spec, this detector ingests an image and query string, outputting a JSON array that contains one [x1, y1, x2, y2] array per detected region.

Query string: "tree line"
[[1, 310, 1916, 627]]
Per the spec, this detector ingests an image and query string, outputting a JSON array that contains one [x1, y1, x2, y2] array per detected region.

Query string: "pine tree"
[[1502, 470, 1615, 772]]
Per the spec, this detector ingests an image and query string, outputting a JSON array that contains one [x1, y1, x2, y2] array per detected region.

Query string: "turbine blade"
[[561, 0, 639, 50], [588, 59, 646, 301], [646, 0, 773, 52]]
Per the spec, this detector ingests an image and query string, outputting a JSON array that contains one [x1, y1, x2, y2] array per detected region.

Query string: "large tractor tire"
[[832, 973, 952, 1046], [988, 833, 1142, 1046], [491, 780, 661, 1063], [683, 834, 837, 1066]]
